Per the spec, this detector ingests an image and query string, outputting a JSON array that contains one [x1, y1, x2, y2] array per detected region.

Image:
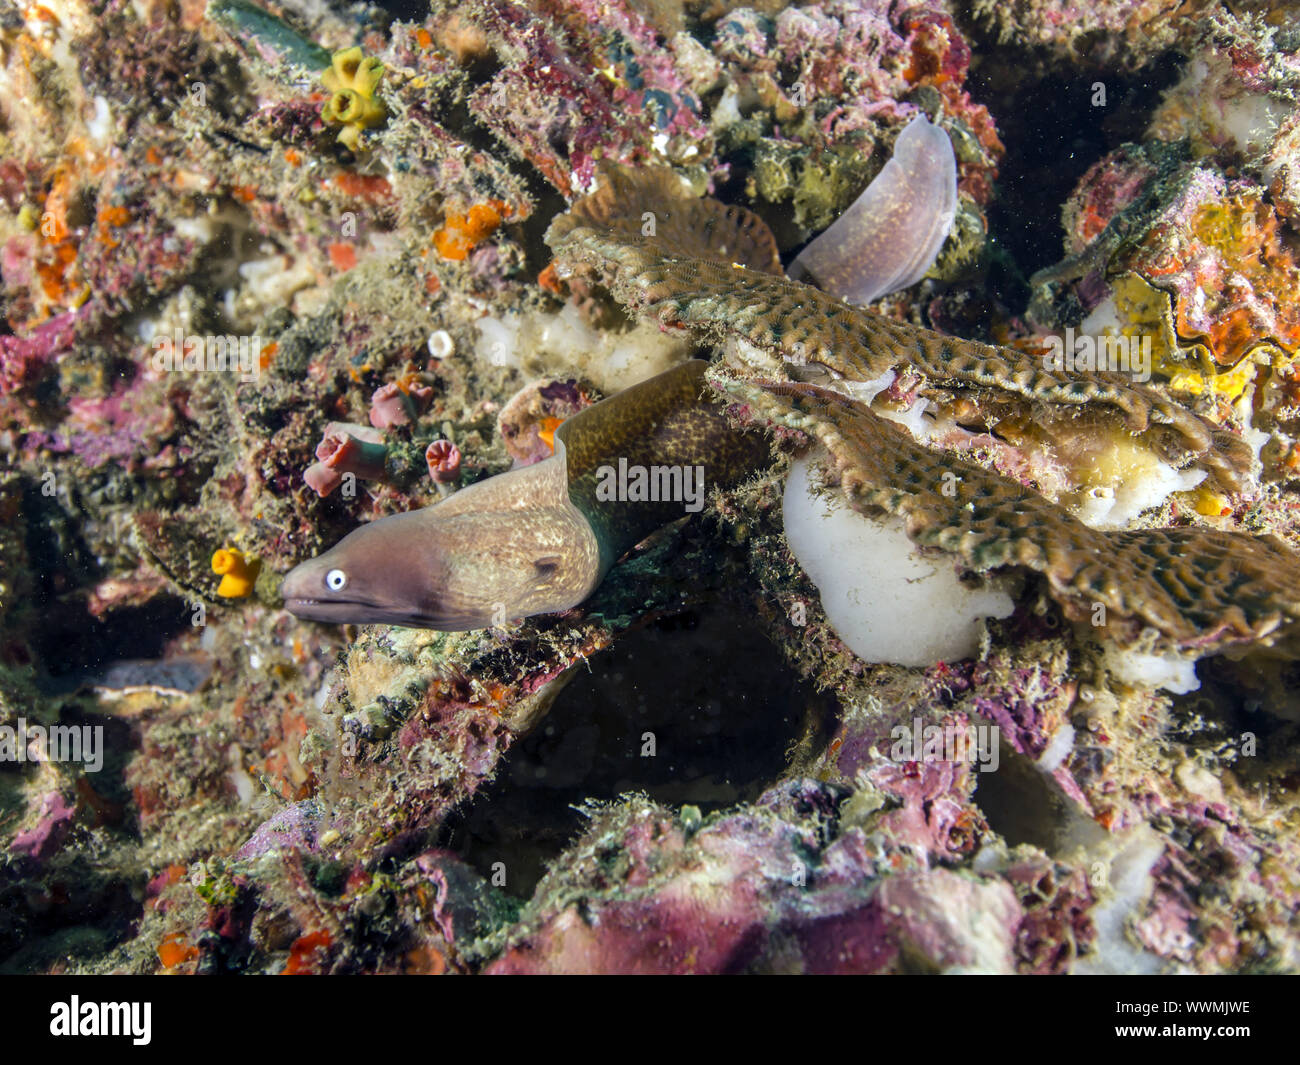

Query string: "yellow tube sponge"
[[212, 548, 260, 599], [321, 47, 387, 152]]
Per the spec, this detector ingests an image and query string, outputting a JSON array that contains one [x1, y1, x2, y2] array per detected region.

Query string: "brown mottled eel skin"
[[282, 360, 767, 629]]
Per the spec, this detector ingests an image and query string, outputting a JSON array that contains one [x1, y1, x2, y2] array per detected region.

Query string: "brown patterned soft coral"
[[547, 164, 783, 276], [553, 226, 1251, 492], [545, 164, 784, 327], [722, 378, 1300, 656], [546, 168, 1300, 658]]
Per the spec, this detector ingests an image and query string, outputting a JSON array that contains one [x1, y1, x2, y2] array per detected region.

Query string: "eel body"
[[282, 360, 767, 629]]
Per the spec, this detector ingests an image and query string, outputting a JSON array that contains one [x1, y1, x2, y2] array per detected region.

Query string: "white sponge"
[[783, 454, 1015, 667]]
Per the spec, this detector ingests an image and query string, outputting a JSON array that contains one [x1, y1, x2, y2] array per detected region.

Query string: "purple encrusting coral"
[[0, 0, 1298, 980], [484, 781, 1023, 974], [0, 306, 95, 393]]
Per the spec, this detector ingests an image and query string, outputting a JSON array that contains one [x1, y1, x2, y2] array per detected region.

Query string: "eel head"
[[281, 461, 602, 630]]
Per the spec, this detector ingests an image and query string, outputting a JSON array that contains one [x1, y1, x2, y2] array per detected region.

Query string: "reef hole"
[[1164, 655, 1300, 789], [973, 740, 1075, 853], [30, 597, 191, 686], [440, 601, 837, 895], [965, 46, 1183, 310]]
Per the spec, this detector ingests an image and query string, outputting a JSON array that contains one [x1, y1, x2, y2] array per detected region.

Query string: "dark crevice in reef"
[[516, 182, 572, 277], [0, 863, 142, 973], [973, 742, 1075, 853], [18, 482, 191, 685], [30, 598, 191, 686], [20, 476, 192, 686], [963, 45, 1184, 314], [1166, 656, 1300, 784], [439, 602, 838, 896], [372, 0, 431, 24]]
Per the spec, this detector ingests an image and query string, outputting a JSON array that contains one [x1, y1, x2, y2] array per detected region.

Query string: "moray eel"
[[282, 360, 768, 629]]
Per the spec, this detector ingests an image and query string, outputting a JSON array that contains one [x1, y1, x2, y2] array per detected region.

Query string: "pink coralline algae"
[[1127, 800, 1300, 971], [484, 782, 1023, 974], [10, 792, 77, 861], [971, 657, 1087, 808], [25, 382, 181, 471], [1005, 856, 1096, 975], [819, 672, 987, 848], [863, 752, 989, 863], [464, 0, 714, 196], [413, 850, 515, 947], [234, 800, 325, 861], [1061, 145, 1160, 256], [0, 306, 94, 395]]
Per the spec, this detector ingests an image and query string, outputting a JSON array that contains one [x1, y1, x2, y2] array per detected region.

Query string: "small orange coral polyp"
[[283, 930, 333, 974], [34, 170, 82, 307], [433, 201, 509, 261], [332, 172, 391, 202], [537, 261, 565, 295], [157, 932, 199, 969], [96, 204, 130, 247], [537, 416, 563, 451], [328, 242, 357, 270], [36, 243, 76, 300]]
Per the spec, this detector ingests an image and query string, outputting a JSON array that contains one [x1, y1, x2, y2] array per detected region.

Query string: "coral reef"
[[1, 0, 1299, 979]]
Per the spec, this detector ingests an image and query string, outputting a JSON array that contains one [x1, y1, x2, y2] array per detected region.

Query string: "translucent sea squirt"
[[789, 115, 958, 305]]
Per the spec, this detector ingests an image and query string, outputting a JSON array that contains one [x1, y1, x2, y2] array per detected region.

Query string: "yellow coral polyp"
[[321, 47, 387, 152], [1192, 487, 1231, 519], [212, 548, 259, 599]]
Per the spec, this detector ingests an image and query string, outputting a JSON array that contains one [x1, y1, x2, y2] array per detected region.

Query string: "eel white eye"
[[326, 569, 347, 592]]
